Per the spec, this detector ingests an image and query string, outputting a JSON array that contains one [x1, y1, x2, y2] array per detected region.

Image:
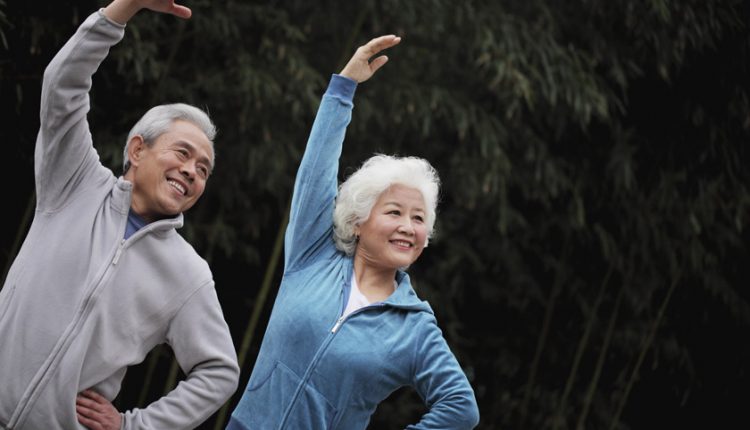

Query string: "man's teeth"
[[167, 180, 186, 195]]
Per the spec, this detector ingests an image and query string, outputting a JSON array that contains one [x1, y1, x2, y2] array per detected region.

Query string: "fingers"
[[340, 34, 401, 83], [144, 0, 193, 19], [76, 390, 121, 430], [76, 392, 102, 418], [77, 393, 103, 429], [368, 55, 390, 75], [79, 389, 107, 403], [77, 412, 102, 430], [360, 34, 402, 58], [169, 3, 192, 19], [339, 34, 401, 83]]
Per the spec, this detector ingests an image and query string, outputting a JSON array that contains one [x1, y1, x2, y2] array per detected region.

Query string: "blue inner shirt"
[[125, 209, 147, 239]]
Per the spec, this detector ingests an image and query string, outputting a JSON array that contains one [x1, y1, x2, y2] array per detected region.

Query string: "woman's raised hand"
[[339, 35, 402, 83]]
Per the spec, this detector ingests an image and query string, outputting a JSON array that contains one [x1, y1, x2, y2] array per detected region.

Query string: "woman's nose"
[[397, 220, 415, 235]]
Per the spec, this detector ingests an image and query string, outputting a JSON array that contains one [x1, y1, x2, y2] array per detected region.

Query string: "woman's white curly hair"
[[333, 154, 440, 256]]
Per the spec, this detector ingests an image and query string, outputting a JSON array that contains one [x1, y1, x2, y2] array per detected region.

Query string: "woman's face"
[[355, 184, 428, 270]]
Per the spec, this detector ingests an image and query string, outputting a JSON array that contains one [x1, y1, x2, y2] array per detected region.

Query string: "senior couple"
[[0, 0, 480, 429]]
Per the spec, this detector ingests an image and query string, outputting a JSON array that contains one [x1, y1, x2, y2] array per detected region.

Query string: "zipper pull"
[[112, 241, 125, 265], [331, 316, 345, 333]]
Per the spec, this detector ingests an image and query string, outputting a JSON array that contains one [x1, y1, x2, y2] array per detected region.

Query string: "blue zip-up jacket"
[[227, 75, 480, 429]]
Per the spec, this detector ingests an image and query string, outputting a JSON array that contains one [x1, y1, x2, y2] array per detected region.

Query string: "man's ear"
[[127, 135, 145, 167]]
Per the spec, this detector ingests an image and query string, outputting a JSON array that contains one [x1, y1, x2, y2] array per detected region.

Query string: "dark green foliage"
[[1, 0, 749, 429]]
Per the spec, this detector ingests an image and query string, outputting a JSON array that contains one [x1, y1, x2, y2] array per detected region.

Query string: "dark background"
[[1, 0, 749, 429]]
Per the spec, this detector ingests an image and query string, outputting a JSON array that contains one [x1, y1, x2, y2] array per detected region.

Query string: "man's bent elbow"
[[220, 360, 241, 402]]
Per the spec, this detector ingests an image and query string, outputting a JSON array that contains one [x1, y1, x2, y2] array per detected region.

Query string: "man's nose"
[[180, 161, 197, 181]]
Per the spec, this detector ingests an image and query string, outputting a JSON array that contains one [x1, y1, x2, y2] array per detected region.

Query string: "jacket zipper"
[[9, 239, 124, 427], [112, 240, 125, 265], [331, 316, 345, 333], [279, 303, 385, 428]]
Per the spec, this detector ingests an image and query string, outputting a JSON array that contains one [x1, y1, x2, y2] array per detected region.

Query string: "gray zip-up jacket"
[[0, 10, 239, 430]]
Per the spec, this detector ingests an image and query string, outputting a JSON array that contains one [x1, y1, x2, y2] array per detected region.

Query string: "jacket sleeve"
[[120, 283, 240, 430], [283, 74, 357, 272], [408, 319, 480, 429], [35, 9, 121, 212]]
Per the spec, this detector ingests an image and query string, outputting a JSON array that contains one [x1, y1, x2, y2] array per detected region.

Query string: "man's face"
[[125, 120, 213, 222]]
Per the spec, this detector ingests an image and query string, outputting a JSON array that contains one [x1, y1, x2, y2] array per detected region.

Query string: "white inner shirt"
[[342, 271, 397, 318]]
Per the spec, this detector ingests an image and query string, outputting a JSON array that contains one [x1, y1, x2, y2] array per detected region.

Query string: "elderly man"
[[0, 1, 239, 429]]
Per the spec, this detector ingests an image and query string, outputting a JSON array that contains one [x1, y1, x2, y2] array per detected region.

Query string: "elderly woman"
[[227, 35, 480, 430]]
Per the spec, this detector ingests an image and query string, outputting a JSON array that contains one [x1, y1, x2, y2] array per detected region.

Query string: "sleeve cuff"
[[325, 74, 357, 102], [97, 8, 127, 28]]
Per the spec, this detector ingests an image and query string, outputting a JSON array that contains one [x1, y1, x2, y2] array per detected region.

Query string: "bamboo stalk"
[[137, 345, 167, 407], [552, 266, 613, 430], [576, 281, 624, 430], [607, 271, 681, 430], [162, 354, 181, 396], [519, 238, 570, 430], [211, 203, 289, 429]]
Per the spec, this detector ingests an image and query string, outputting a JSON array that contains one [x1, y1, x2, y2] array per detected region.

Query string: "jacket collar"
[[382, 270, 434, 314], [341, 259, 433, 314], [115, 176, 184, 234]]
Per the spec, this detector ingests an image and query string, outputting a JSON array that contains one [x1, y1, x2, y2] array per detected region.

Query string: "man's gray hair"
[[122, 103, 217, 173]]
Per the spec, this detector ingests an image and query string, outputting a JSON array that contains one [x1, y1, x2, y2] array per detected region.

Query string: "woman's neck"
[[353, 256, 397, 303]]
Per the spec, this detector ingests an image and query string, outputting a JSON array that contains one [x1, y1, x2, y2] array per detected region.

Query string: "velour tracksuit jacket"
[[227, 75, 480, 429], [0, 10, 238, 429]]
